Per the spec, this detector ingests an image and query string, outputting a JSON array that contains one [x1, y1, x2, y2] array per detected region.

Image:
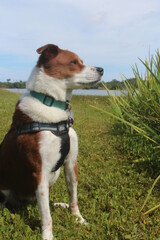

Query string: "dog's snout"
[[96, 67, 104, 76]]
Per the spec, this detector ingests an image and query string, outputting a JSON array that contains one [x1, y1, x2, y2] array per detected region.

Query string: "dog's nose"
[[96, 67, 104, 76]]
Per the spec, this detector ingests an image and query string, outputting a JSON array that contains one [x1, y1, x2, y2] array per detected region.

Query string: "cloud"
[[87, 11, 108, 26]]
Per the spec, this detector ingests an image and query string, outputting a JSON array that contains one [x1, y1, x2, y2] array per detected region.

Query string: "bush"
[[110, 51, 160, 173]]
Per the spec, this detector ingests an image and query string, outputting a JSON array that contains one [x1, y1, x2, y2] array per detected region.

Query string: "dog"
[[0, 44, 104, 240]]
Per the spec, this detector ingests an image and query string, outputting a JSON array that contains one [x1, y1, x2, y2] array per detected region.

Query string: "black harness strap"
[[17, 121, 69, 135], [51, 131, 70, 172]]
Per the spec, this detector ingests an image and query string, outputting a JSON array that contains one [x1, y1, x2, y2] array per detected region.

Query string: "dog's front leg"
[[64, 161, 87, 225], [36, 178, 53, 240]]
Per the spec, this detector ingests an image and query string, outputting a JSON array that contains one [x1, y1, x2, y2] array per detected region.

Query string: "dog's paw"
[[73, 212, 88, 225], [54, 202, 69, 209], [75, 216, 88, 225]]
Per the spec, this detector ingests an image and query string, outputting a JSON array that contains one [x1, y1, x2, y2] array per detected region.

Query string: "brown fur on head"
[[36, 44, 84, 80]]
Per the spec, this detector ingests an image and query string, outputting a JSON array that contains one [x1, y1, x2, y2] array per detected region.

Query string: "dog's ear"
[[36, 44, 59, 58], [36, 44, 60, 67]]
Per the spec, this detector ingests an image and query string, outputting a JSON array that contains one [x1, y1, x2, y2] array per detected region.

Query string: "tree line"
[[102, 78, 137, 90], [0, 78, 137, 90], [0, 79, 26, 89]]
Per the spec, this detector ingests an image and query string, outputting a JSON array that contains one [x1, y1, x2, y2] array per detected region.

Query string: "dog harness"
[[17, 91, 73, 172], [17, 121, 70, 172]]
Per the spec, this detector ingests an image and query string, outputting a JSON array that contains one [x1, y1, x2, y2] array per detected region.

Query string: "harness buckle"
[[66, 100, 71, 110], [43, 95, 55, 107]]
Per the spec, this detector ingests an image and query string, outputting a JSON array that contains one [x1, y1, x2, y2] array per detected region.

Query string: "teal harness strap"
[[30, 91, 68, 110]]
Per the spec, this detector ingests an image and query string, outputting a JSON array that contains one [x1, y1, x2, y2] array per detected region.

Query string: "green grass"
[[0, 90, 160, 239]]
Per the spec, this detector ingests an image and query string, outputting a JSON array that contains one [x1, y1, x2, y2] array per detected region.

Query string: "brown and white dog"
[[0, 44, 103, 240]]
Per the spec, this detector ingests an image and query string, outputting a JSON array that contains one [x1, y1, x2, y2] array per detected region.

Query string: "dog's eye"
[[71, 60, 77, 65]]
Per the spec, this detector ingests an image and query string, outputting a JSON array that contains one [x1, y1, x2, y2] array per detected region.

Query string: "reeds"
[[93, 50, 160, 165]]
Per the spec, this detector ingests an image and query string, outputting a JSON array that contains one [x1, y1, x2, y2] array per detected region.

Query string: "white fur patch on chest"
[[19, 93, 68, 123], [39, 131, 62, 184]]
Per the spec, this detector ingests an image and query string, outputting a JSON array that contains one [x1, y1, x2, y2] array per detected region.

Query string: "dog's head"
[[36, 44, 103, 89]]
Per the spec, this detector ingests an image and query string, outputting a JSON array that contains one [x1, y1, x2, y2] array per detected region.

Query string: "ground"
[[0, 89, 159, 239]]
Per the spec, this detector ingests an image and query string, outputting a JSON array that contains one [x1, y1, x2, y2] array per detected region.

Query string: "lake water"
[[5, 88, 127, 96]]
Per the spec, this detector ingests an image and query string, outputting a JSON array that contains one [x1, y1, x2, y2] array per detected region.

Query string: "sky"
[[0, 0, 160, 82]]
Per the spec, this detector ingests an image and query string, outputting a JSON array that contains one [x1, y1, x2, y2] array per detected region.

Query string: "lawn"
[[0, 89, 159, 239]]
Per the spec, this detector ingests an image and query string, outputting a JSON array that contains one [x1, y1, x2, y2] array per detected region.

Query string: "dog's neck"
[[26, 67, 73, 102]]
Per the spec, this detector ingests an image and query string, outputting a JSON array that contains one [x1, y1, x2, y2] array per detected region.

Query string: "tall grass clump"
[[93, 51, 160, 175], [109, 51, 160, 174]]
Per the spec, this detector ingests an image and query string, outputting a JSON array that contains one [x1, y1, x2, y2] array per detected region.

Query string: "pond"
[[6, 88, 127, 96]]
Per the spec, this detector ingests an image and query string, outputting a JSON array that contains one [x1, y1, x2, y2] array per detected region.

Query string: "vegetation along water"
[[0, 51, 160, 239]]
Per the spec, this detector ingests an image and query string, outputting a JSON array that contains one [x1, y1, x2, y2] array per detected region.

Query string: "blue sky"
[[0, 0, 160, 82]]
